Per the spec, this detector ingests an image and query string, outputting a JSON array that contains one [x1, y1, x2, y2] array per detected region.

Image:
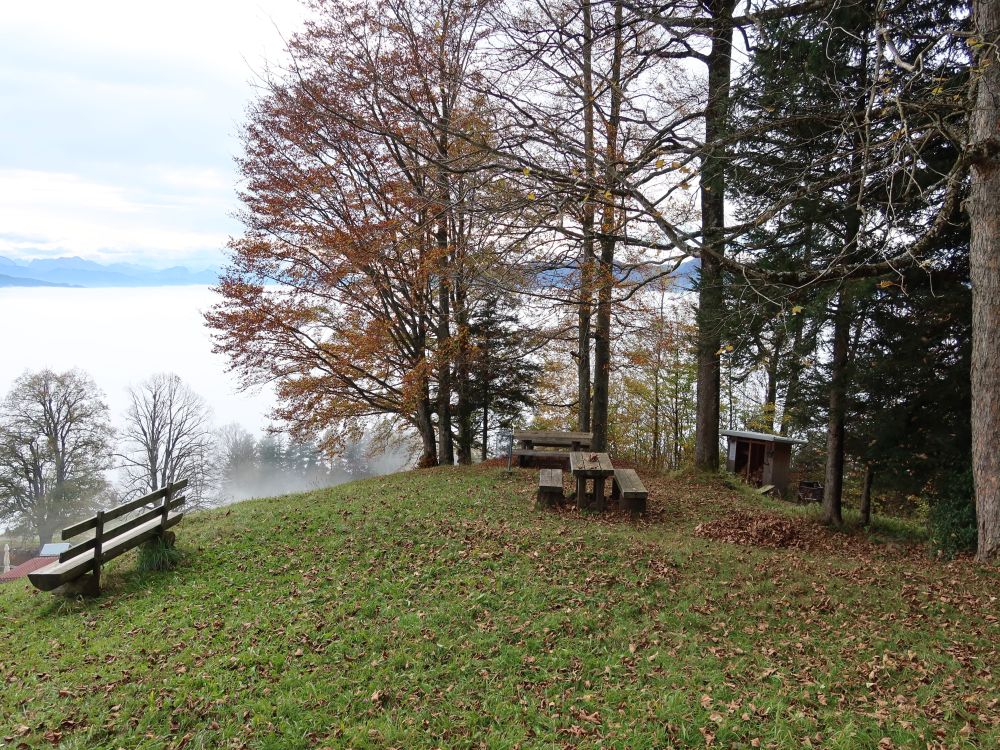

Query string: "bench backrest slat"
[[62, 479, 188, 539], [58, 495, 186, 563]]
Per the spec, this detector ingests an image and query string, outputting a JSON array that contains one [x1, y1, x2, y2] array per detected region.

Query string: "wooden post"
[[92, 510, 104, 594], [594, 477, 606, 512], [161, 482, 172, 532]]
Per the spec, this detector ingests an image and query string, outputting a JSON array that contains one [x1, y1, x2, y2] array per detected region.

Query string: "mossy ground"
[[1, 466, 997, 749]]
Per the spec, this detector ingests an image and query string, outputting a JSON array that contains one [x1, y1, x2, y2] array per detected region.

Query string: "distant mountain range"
[[0, 256, 219, 288]]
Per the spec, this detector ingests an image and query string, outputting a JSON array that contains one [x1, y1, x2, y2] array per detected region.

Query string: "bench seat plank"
[[28, 512, 184, 592], [536, 468, 565, 508], [539, 468, 563, 489], [612, 468, 648, 514]]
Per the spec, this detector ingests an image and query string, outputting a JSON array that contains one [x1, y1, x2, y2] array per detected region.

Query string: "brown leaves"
[[695, 513, 811, 550]]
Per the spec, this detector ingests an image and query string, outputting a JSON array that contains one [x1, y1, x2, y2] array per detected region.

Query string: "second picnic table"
[[514, 430, 592, 450], [569, 451, 615, 511]]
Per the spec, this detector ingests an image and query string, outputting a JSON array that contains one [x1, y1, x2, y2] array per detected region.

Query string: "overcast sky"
[[0, 0, 305, 268]]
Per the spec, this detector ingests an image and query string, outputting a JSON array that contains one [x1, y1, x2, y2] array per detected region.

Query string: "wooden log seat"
[[536, 468, 565, 508], [611, 468, 648, 515]]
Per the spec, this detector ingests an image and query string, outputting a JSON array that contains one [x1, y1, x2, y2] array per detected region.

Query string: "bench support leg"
[[593, 477, 606, 512], [575, 475, 587, 509], [54, 570, 101, 598]]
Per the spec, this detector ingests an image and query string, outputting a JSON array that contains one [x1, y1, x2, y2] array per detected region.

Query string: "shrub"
[[926, 470, 977, 558]]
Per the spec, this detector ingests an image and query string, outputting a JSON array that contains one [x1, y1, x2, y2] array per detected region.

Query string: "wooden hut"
[[721, 429, 804, 498]]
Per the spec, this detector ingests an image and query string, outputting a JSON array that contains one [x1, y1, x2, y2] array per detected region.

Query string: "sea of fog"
[[0, 286, 275, 433]]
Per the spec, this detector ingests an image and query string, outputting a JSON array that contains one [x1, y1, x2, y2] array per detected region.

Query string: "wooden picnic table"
[[514, 430, 593, 450], [569, 451, 614, 511]]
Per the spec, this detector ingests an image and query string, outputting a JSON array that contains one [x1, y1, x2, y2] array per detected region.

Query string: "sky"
[[0, 0, 306, 269]]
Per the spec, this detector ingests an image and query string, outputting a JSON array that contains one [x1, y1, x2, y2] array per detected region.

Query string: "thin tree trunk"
[[970, 0, 1000, 563], [694, 0, 735, 470], [416, 391, 438, 468], [780, 224, 813, 436], [860, 463, 874, 526], [454, 283, 473, 465], [590, 0, 624, 452], [764, 329, 784, 432], [780, 318, 807, 436], [416, 308, 438, 468], [822, 287, 852, 525], [481, 385, 489, 463], [436, 154, 454, 466]]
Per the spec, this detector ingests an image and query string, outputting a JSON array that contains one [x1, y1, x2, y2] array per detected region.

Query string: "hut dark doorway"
[[733, 440, 766, 484]]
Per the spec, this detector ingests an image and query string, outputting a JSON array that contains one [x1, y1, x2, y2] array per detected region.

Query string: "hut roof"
[[721, 429, 805, 446]]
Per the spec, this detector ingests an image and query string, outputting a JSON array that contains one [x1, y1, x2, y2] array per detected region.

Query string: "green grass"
[[1, 466, 998, 749]]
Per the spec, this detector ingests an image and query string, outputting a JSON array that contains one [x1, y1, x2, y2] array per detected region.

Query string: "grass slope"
[[1, 467, 997, 749]]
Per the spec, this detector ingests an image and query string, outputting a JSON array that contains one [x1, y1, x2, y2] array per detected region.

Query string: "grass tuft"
[[135, 533, 183, 573]]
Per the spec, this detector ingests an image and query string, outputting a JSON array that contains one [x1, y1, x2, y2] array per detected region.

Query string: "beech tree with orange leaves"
[[208, 0, 499, 467]]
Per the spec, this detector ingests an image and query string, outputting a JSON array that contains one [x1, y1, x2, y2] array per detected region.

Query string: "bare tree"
[[119, 373, 218, 509], [0, 369, 113, 545]]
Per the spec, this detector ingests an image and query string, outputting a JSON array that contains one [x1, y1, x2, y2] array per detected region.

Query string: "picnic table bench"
[[611, 468, 648, 515], [536, 468, 565, 508], [28, 479, 187, 596], [569, 451, 615, 511]]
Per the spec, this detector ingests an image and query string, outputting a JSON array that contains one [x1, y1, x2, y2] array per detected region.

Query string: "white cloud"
[[2, 0, 304, 77], [0, 169, 231, 262], [0, 0, 306, 266]]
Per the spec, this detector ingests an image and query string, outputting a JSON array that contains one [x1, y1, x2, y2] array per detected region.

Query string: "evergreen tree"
[[467, 297, 541, 460]]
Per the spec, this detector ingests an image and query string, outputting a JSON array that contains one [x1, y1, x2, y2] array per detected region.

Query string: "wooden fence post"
[[161, 482, 172, 532]]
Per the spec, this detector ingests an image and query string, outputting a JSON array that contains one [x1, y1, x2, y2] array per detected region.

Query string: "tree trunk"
[[970, 0, 1000, 562], [37, 525, 54, 548], [577, 0, 595, 433], [590, 0, 624, 453], [860, 463, 874, 526], [822, 287, 852, 526], [694, 0, 735, 470], [416, 391, 438, 468]]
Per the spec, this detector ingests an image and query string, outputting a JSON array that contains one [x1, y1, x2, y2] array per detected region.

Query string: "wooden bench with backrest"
[[536, 468, 564, 508], [28, 479, 187, 596], [611, 468, 648, 515]]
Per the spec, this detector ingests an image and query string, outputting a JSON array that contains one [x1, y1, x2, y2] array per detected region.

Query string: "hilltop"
[[1, 466, 997, 749]]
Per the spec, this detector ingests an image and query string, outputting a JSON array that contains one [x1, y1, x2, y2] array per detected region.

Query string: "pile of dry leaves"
[[696, 512, 837, 551]]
